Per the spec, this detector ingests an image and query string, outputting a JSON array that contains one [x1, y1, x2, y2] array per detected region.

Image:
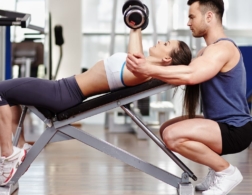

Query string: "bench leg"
[[13, 106, 28, 146]]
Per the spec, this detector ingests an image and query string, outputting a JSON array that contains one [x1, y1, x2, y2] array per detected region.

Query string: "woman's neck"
[[146, 56, 164, 66]]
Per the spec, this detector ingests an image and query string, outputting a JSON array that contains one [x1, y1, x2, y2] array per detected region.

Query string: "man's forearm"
[[128, 29, 143, 54], [146, 65, 193, 85]]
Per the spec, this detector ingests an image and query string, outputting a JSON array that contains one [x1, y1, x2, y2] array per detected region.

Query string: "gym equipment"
[[53, 25, 64, 80], [0, 10, 31, 28], [239, 46, 252, 115], [122, 0, 149, 30], [0, 10, 45, 80], [12, 41, 44, 78], [1, 79, 197, 195], [0, 10, 31, 81], [239, 46, 252, 97]]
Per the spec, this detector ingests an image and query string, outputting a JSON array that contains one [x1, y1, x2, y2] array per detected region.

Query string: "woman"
[[0, 28, 193, 186]]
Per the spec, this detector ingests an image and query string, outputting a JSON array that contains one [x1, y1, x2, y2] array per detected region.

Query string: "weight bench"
[[0, 79, 197, 195]]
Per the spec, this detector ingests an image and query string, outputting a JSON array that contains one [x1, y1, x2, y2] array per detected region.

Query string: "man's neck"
[[203, 25, 226, 46]]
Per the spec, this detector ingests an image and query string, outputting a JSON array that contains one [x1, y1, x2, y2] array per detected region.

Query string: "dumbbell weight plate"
[[142, 4, 149, 17], [122, 0, 145, 14], [141, 17, 149, 30], [124, 6, 147, 29]]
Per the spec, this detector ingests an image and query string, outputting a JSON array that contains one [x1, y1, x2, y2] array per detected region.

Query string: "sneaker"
[[195, 168, 215, 191], [202, 167, 243, 195], [22, 143, 32, 153], [0, 146, 26, 186]]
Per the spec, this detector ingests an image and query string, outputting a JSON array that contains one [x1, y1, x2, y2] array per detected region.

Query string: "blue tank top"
[[201, 38, 252, 127]]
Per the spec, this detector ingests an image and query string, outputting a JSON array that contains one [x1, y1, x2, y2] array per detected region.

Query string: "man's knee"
[[159, 120, 174, 139], [159, 126, 165, 140], [162, 127, 178, 150], [159, 116, 190, 140]]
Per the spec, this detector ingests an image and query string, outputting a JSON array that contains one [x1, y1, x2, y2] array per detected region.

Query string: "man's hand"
[[126, 53, 149, 78]]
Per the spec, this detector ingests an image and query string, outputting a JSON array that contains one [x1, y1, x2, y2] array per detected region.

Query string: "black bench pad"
[[38, 79, 166, 121]]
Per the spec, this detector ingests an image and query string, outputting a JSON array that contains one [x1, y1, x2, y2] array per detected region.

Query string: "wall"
[[47, 0, 83, 79]]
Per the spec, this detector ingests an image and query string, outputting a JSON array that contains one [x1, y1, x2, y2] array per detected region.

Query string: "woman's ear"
[[162, 57, 172, 65]]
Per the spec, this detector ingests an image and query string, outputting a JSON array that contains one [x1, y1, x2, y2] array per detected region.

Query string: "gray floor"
[[11, 123, 252, 195]]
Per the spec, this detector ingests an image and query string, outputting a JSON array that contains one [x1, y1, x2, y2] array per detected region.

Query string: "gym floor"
[[14, 124, 252, 195]]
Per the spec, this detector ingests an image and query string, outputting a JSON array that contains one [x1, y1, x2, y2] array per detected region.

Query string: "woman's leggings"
[[0, 76, 85, 113]]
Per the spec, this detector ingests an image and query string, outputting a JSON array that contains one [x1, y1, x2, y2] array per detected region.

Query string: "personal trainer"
[[126, 0, 252, 195]]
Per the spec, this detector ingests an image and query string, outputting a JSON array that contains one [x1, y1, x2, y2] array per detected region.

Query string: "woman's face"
[[149, 40, 179, 59]]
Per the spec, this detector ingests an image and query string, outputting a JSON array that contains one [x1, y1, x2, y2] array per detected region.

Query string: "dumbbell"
[[122, 0, 149, 30]]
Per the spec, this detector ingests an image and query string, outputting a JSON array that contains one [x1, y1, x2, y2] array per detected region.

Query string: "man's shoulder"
[[202, 41, 235, 56]]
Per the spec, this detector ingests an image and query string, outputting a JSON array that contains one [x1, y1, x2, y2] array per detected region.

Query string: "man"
[[126, 0, 252, 195]]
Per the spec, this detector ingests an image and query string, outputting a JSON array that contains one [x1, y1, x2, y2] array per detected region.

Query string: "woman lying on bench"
[[0, 27, 192, 186]]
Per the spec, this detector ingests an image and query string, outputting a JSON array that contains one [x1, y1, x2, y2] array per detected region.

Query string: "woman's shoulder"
[[104, 52, 128, 66], [110, 52, 128, 59]]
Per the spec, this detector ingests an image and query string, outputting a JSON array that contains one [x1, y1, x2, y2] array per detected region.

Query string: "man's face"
[[187, 2, 208, 37]]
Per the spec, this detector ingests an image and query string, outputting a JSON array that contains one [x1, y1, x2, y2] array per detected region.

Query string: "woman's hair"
[[170, 41, 200, 118]]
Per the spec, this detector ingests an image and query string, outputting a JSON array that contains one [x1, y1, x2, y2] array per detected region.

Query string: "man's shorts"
[[219, 121, 252, 155]]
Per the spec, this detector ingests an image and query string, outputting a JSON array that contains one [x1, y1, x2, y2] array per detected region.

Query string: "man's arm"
[[126, 42, 232, 85]]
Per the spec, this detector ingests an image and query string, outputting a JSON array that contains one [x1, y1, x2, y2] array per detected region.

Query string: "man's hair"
[[187, 0, 224, 22]]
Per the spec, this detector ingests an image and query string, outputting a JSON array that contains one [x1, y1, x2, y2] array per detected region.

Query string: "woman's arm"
[[128, 29, 143, 54], [124, 29, 150, 85], [76, 29, 147, 96]]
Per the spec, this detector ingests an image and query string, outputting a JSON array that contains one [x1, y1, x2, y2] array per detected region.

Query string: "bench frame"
[[0, 80, 197, 195]]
